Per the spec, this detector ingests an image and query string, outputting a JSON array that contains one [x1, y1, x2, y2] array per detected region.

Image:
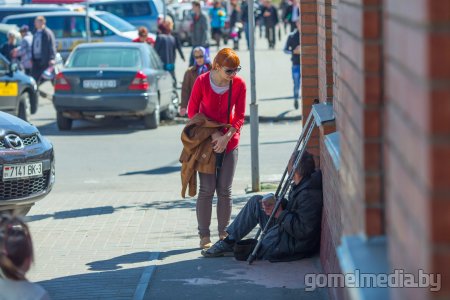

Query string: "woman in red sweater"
[[188, 48, 246, 249]]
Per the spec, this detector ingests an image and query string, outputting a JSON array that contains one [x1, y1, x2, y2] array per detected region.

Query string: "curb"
[[170, 115, 302, 125], [244, 115, 302, 123]]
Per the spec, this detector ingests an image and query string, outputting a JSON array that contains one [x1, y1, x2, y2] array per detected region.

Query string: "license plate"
[[2, 162, 43, 181], [83, 80, 117, 89], [0, 82, 18, 96]]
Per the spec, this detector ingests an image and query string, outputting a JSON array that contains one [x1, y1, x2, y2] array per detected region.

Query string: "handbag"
[[215, 80, 232, 178]]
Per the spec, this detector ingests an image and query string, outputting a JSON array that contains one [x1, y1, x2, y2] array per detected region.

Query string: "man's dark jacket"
[[258, 170, 323, 261], [31, 27, 56, 67], [284, 29, 300, 65]]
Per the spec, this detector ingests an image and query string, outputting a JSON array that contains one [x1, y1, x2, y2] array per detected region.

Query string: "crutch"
[[247, 110, 317, 265]]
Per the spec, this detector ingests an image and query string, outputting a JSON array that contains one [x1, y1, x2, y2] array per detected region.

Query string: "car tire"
[[57, 112, 73, 130], [18, 92, 31, 122], [143, 103, 160, 129], [162, 91, 179, 120], [30, 92, 38, 114]]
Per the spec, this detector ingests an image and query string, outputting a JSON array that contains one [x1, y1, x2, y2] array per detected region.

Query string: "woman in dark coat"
[[154, 20, 185, 87], [179, 47, 212, 116]]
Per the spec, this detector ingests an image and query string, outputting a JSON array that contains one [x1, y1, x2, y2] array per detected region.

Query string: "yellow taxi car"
[[0, 53, 38, 122]]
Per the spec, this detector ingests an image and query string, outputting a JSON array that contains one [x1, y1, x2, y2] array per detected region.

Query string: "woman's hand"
[[212, 135, 229, 153], [179, 107, 187, 116], [211, 131, 223, 143]]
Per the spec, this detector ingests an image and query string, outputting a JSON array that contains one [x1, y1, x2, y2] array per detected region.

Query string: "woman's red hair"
[[212, 48, 240, 70]]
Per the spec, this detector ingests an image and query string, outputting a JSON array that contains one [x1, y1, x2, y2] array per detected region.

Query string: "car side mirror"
[[8, 63, 18, 76]]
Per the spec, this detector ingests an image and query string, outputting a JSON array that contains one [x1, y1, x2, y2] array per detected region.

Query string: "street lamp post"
[[248, 0, 260, 192]]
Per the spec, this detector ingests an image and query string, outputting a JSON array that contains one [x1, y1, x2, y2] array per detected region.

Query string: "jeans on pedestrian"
[[226, 195, 273, 241], [197, 148, 238, 237], [292, 64, 301, 101], [243, 22, 250, 49]]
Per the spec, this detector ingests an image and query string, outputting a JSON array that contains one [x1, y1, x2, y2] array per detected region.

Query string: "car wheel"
[[30, 91, 38, 114], [18, 92, 31, 122], [143, 103, 160, 129], [57, 111, 73, 130], [162, 91, 179, 120], [14, 205, 33, 216]]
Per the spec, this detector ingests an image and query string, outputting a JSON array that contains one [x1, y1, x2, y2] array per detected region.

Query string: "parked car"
[[89, 0, 167, 34], [0, 111, 55, 216], [0, 4, 76, 22], [53, 42, 179, 130], [3, 11, 140, 60], [0, 54, 38, 121]]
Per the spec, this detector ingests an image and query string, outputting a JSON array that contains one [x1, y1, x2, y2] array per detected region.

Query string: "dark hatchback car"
[[0, 54, 39, 122], [0, 112, 55, 216], [53, 42, 178, 130]]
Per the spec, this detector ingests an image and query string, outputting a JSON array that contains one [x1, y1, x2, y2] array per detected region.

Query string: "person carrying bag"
[[186, 48, 246, 249]]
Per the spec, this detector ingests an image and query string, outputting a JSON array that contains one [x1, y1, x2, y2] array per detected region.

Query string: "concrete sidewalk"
[[144, 249, 327, 300]]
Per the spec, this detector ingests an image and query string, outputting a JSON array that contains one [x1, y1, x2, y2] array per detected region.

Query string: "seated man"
[[201, 151, 323, 261]]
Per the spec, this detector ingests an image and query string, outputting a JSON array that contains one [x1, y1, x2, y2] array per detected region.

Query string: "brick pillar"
[[300, 0, 320, 164], [318, 0, 334, 104], [336, 0, 384, 236], [384, 0, 450, 299]]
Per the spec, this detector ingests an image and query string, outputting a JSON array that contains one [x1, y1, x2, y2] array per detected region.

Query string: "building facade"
[[298, 0, 450, 299]]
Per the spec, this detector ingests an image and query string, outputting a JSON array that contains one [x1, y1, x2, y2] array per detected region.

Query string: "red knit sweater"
[[187, 72, 246, 153]]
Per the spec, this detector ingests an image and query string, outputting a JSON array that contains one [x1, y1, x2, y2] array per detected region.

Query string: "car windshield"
[[67, 47, 142, 68], [96, 12, 136, 32]]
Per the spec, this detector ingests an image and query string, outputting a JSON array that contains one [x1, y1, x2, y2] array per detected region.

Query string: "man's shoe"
[[294, 99, 299, 110], [200, 236, 212, 249], [201, 240, 234, 258]]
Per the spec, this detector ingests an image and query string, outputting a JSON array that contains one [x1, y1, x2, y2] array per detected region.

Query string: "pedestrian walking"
[[186, 48, 246, 249], [229, 0, 242, 50], [190, 1, 210, 66], [209, 0, 227, 49], [279, 0, 290, 34], [284, 19, 301, 109], [15, 25, 33, 75], [132, 26, 155, 46], [260, 0, 279, 49], [31, 16, 56, 83], [240, 0, 250, 49], [0, 31, 19, 62], [283, 0, 300, 32], [154, 20, 185, 88], [0, 215, 50, 300], [180, 47, 212, 117]]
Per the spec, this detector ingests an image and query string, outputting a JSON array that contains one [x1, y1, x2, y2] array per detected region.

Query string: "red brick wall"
[[335, 0, 384, 236], [320, 127, 344, 300], [318, 0, 334, 103], [316, 1, 343, 299], [384, 0, 450, 299], [300, 0, 321, 163]]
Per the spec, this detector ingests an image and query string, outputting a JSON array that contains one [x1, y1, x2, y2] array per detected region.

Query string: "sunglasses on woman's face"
[[194, 55, 204, 59], [222, 66, 242, 75]]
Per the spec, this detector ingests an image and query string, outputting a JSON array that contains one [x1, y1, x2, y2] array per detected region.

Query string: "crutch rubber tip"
[[247, 254, 256, 265]]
